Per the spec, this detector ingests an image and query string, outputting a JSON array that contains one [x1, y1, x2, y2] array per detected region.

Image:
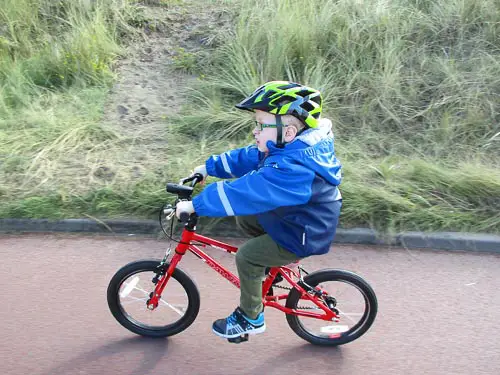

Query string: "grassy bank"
[[1, 0, 499, 234], [173, 0, 500, 233], [0, 0, 150, 217]]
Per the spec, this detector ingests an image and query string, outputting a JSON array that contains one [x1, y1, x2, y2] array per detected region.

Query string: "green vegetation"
[[173, 0, 500, 233], [1, 0, 499, 234]]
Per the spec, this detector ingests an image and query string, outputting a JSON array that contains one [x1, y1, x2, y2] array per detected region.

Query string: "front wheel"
[[107, 260, 200, 337], [286, 269, 377, 346]]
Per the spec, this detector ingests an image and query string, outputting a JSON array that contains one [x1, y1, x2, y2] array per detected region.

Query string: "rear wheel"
[[286, 269, 377, 346], [107, 260, 200, 337]]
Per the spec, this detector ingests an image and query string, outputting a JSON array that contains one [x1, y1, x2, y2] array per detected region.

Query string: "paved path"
[[0, 234, 499, 375]]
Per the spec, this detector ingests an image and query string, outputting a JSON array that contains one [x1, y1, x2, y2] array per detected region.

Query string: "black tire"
[[286, 269, 377, 346], [107, 259, 200, 337]]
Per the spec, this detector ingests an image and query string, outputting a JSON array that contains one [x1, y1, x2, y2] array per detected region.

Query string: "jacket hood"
[[296, 118, 334, 146], [266, 118, 342, 186]]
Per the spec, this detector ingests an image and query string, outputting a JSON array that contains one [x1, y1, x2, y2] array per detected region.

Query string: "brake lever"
[[179, 173, 204, 187], [167, 209, 175, 221], [163, 206, 176, 221]]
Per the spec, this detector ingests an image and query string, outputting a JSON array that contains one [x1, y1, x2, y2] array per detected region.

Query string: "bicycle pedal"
[[227, 334, 249, 344]]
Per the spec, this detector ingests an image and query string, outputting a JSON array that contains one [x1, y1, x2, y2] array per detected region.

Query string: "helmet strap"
[[276, 115, 285, 148]]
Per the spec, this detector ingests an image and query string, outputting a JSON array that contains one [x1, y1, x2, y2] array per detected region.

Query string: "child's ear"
[[285, 126, 298, 141]]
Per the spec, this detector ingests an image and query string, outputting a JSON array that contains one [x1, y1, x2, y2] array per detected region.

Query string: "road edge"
[[1, 218, 499, 253]]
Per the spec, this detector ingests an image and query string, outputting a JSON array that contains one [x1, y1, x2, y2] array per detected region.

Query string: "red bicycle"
[[107, 174, 378, 346]]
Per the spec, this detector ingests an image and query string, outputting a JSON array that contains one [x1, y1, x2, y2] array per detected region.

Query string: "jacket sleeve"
[[192, 162, 314, 217], [205, 145, 262, 179]]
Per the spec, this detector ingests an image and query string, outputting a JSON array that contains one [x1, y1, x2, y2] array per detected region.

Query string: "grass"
[[178, 0, 500, 152], [0, 0, 164, 216], [172, 0, 500, 233], [0, 1, 140, 103], [1, 0, 499, 234], [339, 157, 500, 233]]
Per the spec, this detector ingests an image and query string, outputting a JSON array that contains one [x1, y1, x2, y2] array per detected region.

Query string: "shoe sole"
[[212, 324, 266, 339]]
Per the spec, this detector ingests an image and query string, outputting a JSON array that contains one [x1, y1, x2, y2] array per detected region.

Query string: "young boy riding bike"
[[175, 81, 342, 340]]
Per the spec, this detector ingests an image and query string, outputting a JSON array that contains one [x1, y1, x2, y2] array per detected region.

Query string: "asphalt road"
[[1, 234, 499, 375]]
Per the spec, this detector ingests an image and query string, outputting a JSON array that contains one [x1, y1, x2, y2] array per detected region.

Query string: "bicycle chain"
[[273, 284, 292, 291], [297, 305, 322, 310], [272, 283, 323, 310]]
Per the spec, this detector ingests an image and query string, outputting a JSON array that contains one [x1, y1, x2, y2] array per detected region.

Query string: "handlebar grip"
[[192, 173, 204, 184], [179, 211, 191, 223], [179, 173, 205, 187]]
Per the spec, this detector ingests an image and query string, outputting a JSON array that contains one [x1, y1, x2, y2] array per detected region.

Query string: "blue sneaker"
[[212, 307, 266, 338]]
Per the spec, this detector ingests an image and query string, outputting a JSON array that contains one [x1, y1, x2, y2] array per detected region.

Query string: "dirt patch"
[[101, 1, 233, 177], [104, 6, 193, 149]]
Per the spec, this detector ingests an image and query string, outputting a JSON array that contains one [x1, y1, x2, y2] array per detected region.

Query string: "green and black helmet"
[[235, 81, 323, 129]]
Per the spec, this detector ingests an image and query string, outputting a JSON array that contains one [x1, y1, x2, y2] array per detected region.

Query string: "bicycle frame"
[[148, 226, 338, 322]]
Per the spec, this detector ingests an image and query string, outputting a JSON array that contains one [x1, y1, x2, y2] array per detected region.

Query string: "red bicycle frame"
[[148, 227, 338, 322]]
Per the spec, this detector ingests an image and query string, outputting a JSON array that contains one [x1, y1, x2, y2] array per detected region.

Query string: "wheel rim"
[[295, 279, 370, 340], [117, 269, 190, 330]]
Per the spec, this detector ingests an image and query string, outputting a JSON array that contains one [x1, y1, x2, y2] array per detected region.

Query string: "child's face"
[[253, 111, 278, 152], [253, 110, 300, 152]]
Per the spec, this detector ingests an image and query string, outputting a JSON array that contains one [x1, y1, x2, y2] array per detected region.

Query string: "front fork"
[[146, 251, 183, 310], [146, 229, 193, 310]]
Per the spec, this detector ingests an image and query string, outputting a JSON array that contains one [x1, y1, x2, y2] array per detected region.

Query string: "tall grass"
[[179, 0, 500, 156], [173, 0, 500, 232], [0, 0, 235, 223], [0, 0, 151, 217], [339, 157, 500, 233], [0, 0, 140, 111]]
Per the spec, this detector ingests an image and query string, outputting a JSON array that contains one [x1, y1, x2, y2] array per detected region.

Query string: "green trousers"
[[235, 216, 301, 319]]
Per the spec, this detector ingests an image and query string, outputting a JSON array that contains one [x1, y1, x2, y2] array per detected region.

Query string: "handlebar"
[[166, 173, 204, 197]]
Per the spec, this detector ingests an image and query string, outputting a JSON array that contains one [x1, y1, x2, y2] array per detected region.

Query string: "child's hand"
[[176, 201, 195, 220], [192, 164, 207, 185]]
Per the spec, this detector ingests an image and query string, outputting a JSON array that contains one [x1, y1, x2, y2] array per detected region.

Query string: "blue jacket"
[[192, 119, 342, 257]]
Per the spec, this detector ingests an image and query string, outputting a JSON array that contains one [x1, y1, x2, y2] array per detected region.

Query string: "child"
[[175, 81, 342, 339]]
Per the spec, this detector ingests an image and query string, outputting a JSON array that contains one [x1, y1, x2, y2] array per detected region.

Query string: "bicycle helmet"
[[235, 81, 323, 129]]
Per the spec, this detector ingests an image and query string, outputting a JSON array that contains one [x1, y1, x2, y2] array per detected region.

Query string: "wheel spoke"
[[161, 301, 185, 316], [121, 296, 148, 305], [134, 285, 153, 296], [337, 308, 362, 323], [120, 294, 186, 316]]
